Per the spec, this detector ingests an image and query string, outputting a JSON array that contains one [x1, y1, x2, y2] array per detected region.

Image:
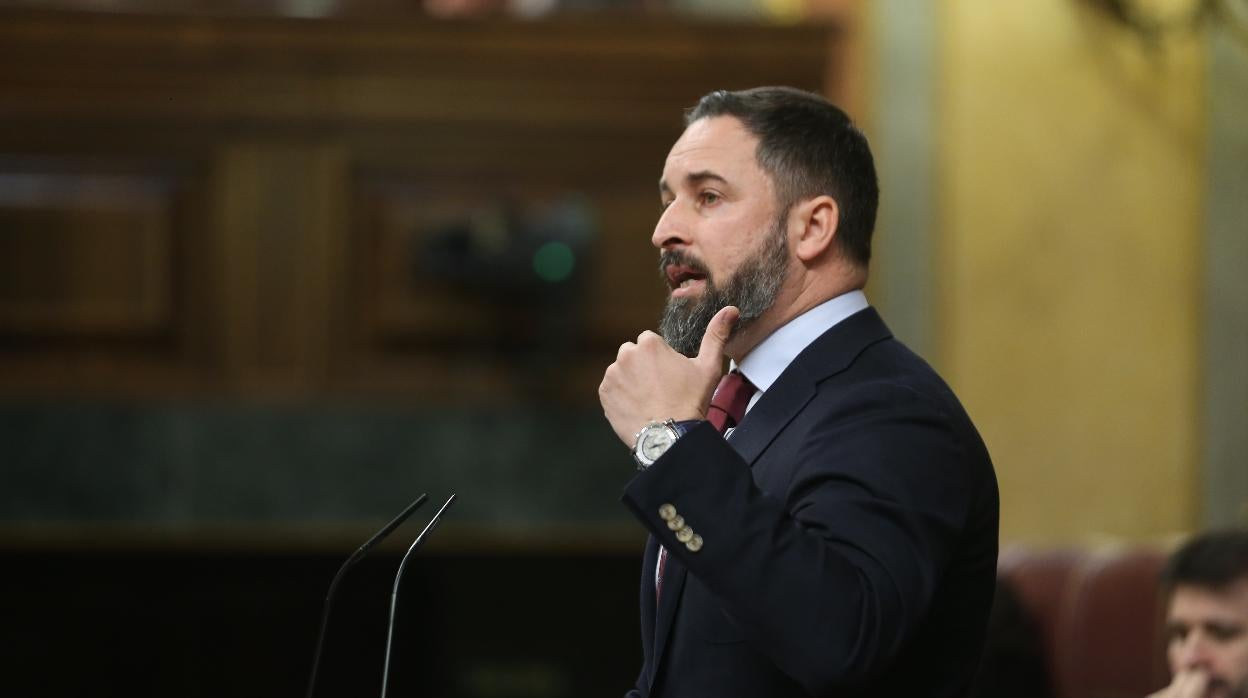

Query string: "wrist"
[[632, 419, 704, 470]]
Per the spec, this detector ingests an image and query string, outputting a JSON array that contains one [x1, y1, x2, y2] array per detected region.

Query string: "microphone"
[[305, 493, 429, 698], [379, 493, 458, 698]]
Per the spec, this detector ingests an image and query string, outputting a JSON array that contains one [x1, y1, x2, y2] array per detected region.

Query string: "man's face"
[[654, 116, 791, 356], [1165, 580, 1248, 698]]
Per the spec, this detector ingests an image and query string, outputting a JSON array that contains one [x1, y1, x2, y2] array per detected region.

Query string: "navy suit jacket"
[[621, 307, 999, 697]]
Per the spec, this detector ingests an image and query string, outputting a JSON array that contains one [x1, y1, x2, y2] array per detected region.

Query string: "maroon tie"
[[657, 371, 757, 604], [706, 370, 757, 434]]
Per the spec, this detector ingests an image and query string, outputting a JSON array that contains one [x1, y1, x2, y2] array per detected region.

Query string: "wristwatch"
[[632, 419, 701, 470]]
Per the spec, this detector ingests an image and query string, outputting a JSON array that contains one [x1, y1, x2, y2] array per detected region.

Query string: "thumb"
[[696, 305, 740, 368]]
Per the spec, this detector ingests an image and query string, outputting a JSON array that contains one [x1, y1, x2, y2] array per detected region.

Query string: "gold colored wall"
[[938, 1, 1205, 543]]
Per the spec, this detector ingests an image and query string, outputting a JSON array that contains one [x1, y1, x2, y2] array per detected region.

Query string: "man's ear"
[[792, 195, 839, 263]]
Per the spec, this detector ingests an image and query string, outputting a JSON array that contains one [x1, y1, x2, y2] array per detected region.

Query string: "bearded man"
[[598, 86, 999, 697], [1151, 529, 1248, 698]]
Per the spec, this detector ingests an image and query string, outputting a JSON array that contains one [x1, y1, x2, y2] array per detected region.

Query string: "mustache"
[[1206, 677, 1232, 693], [657, 249, 711, 279]]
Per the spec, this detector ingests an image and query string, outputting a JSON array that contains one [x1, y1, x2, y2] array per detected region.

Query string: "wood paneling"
[[213, 145, 345, 393], [0, 8, 836, 400], [0, 170, 172, 334], [0, 157, 214, 394]]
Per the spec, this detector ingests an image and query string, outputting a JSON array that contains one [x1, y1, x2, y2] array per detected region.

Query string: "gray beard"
[[658, 217, 790, 357]]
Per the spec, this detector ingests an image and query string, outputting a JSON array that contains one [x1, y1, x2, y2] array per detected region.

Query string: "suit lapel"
[[727, 376, 815, 466], [731, 307, 893, 466]]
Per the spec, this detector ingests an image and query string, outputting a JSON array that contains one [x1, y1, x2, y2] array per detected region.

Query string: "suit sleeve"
[[621, 381, 981, 695]]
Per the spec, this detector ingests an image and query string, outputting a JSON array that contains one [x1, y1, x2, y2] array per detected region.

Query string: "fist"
[[598, 305, 739, 446]]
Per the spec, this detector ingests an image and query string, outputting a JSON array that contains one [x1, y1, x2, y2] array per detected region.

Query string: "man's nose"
[[1176, 632, 1214, 670], [652, 204, 690, 250]]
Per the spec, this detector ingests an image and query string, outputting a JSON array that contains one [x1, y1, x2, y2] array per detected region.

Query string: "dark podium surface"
[[2, 545, 642, 697]]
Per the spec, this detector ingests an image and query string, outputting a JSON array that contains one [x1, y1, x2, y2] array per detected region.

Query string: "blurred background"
[[0, 0, 1244, 696]]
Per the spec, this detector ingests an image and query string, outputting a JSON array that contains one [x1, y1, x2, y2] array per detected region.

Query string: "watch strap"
[[670, 419, 705, 437]]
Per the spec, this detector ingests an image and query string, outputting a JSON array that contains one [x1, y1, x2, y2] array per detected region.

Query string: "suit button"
[[685, 534, 703, 552], [666, 515, 685, 531], [658, 503, 677, 521], [675, 526, 694, 543]]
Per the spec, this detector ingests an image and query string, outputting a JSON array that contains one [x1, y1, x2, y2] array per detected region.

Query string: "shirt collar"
[[732, 289, 870, 396]]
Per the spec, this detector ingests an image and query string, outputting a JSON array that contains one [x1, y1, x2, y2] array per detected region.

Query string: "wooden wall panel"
[[344, 167, 662, 401], [0, 171, 171, 334], [213, 145, 345, 393], [0, 158, 215, 394], [0, 8, 836, 401]]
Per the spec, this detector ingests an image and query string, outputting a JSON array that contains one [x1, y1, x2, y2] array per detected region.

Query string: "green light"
[[532, 241, 575, 283]]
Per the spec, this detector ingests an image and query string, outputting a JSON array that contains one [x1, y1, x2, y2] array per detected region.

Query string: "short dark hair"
[[685, 86, 879, 267], [1160, 528, 1248, 595]]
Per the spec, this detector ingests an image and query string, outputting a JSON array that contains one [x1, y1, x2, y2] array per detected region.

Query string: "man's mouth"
[[665, 264, 708, 295]]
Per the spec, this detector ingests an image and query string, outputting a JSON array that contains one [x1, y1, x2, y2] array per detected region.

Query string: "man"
[[1150, 529, 1248, 698], [598, 86, 999, 697]]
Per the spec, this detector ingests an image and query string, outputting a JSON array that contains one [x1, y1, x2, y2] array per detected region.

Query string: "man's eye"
[[1209, 624, 1245, 642], [699, 191, 721, 206]]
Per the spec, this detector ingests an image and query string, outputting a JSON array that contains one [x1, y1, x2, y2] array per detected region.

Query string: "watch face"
[[639, 426, 676, 462]]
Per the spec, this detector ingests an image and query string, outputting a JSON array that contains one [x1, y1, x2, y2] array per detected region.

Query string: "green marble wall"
[[2, 402, 634, 528]]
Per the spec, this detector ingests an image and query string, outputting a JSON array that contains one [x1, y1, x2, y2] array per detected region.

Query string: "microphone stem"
[[378, 494, 456, 698], [305, 493, 428, 698], [380, 591, 401, 698], [305, 551, 360, 698]]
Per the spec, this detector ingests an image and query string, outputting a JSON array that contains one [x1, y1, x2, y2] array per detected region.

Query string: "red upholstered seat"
[[998, 545, 1171, 698]]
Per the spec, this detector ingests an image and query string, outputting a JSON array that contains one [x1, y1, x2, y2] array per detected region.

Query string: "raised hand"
[[1147, 669, 1211, 698], [599, 305, 740, 446]]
